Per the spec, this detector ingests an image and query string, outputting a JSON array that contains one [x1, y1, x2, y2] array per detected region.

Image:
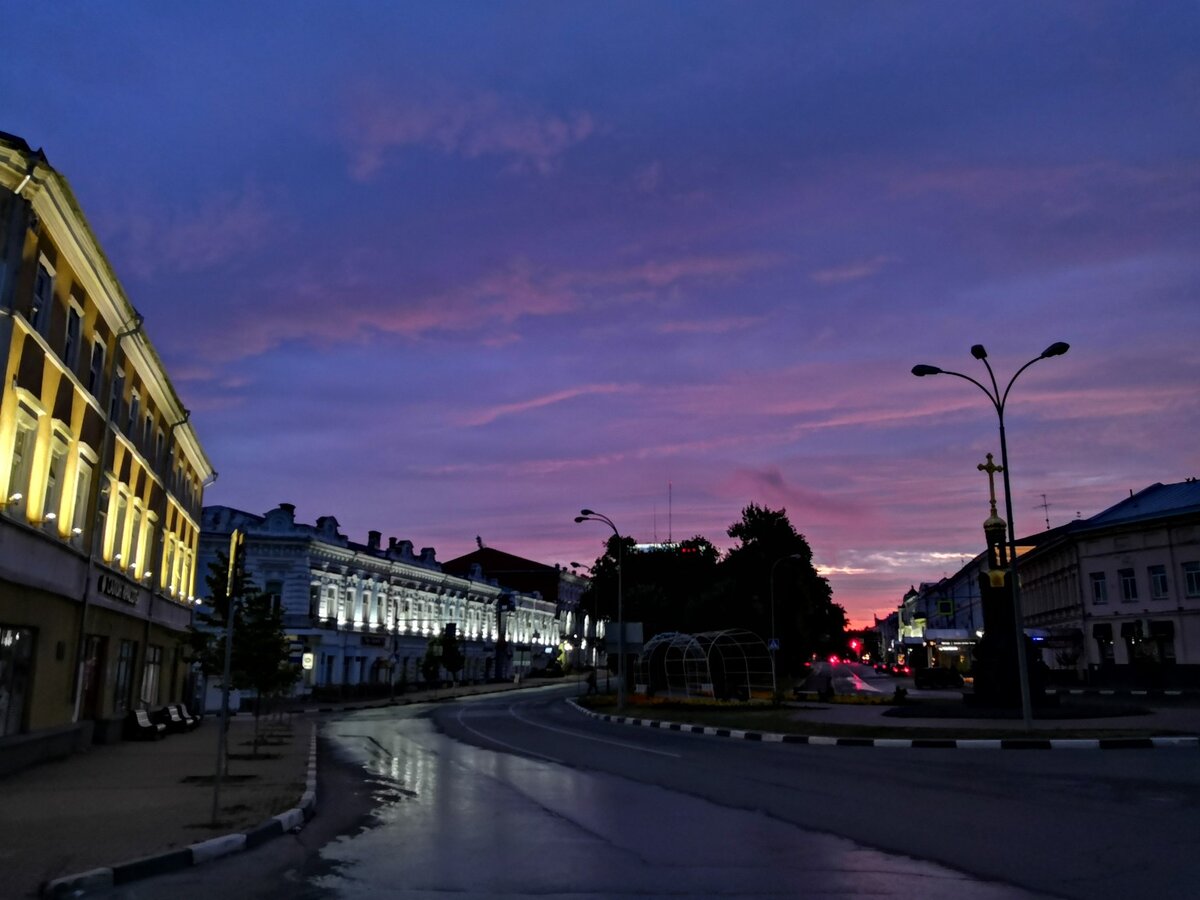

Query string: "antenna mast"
[[1035, 494, 1051, 530]]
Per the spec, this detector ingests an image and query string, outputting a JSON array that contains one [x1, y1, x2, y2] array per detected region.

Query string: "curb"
[[42, 724, 319, 898], [566, 699, 1199, 751]]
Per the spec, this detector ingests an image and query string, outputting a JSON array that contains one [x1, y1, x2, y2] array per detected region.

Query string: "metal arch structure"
[[635, 629, 772, 701]]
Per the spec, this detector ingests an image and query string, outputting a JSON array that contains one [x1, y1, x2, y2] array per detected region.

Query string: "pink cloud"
[[810, 254, 898, 285], [460, 383, 633, 427], [656, 315, 761, 334], [343, 82, 595, 180]]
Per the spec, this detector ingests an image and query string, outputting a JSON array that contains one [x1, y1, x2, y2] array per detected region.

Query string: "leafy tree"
[[189, 552, 298, 754], [722, 504, 846, 670], [577, 505, 847, 680]]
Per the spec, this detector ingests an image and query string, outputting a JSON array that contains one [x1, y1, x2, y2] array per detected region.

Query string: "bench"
[[125, 708, 166, 741], [154, 705, 190, 734], [169, 703, 201, 731]]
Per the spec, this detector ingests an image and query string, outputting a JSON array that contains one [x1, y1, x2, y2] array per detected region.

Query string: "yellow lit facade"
[[0, 132, 214, 768]]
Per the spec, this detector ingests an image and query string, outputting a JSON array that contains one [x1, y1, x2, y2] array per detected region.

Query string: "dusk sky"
[[5, 2, 1197, 627]]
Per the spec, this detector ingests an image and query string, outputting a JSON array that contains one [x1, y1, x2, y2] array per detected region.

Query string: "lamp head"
[[573, 516, 587, 524], [911, 364, 942, 377], [970, 344, 988, 360], [580, 508, 595, 516], [1041, 341, 1070, 358]]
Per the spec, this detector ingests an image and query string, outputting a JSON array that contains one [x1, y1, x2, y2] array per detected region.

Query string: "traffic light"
[[226, 529, 246, 600]]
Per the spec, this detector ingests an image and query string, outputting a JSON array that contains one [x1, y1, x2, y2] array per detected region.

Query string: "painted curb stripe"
[[565, 699, 1198, 751], [41, 721, 320, 898]]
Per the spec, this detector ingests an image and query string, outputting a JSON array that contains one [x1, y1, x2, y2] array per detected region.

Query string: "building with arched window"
[[1, 133, 214, 772]]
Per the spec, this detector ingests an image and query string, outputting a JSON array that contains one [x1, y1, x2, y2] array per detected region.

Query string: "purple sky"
[[6, 3, 1198, 626]]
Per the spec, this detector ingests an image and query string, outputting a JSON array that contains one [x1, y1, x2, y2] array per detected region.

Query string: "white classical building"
[[198, 504, 561, 697]]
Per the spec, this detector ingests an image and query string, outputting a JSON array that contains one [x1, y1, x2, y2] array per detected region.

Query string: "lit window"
[[1118, 568, 1137, 602], [1148, 565, 1169, 600], [71, 458, 94, 546], [43, 436, 68, 533], [1089, 572, 1108, 605], [5, 408, 38, 520]]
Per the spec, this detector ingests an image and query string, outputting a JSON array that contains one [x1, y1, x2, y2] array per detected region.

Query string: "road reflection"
[[314, 707, 1049, 899]]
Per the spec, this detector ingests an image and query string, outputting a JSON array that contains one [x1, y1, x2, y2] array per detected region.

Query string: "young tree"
[[189, 553, 298, 755]]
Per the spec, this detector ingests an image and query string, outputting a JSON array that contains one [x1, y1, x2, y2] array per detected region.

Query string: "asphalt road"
[[101, 684, 1199, 899]]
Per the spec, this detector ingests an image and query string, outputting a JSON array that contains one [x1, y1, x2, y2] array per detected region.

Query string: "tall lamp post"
[[575, 509, 625, 714], [769, 554, 803, 702], [912, 341, 1069, 731]]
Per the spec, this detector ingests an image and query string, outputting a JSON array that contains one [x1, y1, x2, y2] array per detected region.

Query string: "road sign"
[[768, 638, 780, 651]]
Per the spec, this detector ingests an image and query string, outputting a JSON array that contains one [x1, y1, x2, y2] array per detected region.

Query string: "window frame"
[[31, 258, 55, 336], [63, 300, 83, 371], [1148, 565, 1169, 600], [1118, 568, 1138, 603], [1089, 572, 1108, 605]]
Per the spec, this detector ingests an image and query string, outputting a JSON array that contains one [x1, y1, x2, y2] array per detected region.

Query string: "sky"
[[4, 2, 1197, 627]]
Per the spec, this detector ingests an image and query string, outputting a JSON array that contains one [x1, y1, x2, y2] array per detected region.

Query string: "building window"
[[87, 338, 106, 398], [110, 493, 128, 563], [140, 645, 163, 707], [109, 368, 125, 423], [1184, 562, 1200, 599], [113, 639, 138, 714], [5, 413, 37, 519], [71, 458, 94, 546], [1089, 572, 1107, 605], [0, 625, 34, 737], [1148, 565, 1169, 600], [143, 413, 153, 451], [32, 261, 54, 335], [64, 304, 83, 370], [43, 437, 68, 533], [155, 429, 164, 467], [265, 580, 283, 616], [127, 392, 140, 436], [1118, 568, 1138, 602]]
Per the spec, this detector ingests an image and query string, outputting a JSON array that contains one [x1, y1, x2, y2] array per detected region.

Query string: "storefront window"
[[140, 644, 162, 707], [113, 639, 137, 713], [0, 626, 34, 737]]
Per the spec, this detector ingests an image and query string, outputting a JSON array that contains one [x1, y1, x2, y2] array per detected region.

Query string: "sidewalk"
[[2, 713, 311, 898], [0, 679, 549, 898]]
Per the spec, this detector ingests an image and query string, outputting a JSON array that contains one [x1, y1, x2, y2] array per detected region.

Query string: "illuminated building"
[[442, 545, 595, 669], [198, 505, 557, 696], [0, 133, 214, 770]]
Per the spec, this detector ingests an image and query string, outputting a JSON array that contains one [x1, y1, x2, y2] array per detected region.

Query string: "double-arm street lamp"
[[574, 509, 625, 714], [912, 341, 1069, 730], [769, 554, 803, 701]]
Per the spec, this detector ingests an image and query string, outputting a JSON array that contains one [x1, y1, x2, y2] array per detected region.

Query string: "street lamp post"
[[912, 341, 1069, 731], [575, 509, 625, 714], [769, 554, 803, 702]]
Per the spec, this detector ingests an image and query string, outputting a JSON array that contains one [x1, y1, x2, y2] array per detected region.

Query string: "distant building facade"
[[0, 133, 213, 770], [198, 505, 562, 697], [1020, 480, 1200, 686], [442, 545, 598, 668], [876, 479, 1200, 687]]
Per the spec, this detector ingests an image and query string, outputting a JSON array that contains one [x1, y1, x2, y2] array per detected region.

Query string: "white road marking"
[[507, 701, 682, 758], [454, 706, 566, 765]]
